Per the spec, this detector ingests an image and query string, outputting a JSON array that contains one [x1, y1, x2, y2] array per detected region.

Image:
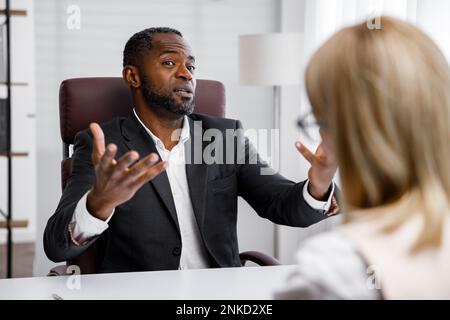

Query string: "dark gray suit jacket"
[[44, 113, 328, 272]]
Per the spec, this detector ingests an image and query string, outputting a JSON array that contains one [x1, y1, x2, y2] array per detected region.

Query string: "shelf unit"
[[0, 152, 28, 157], [0, 9, 26, 16], [0, 81, 27, 86], [0, 219, 27, 228], [0, 1, 28, 279]]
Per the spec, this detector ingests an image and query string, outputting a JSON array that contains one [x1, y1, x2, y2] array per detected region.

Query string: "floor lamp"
[[239, 33, 302, 260]]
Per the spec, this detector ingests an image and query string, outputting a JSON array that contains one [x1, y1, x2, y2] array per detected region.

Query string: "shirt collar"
[[133, 108, 190, 149]]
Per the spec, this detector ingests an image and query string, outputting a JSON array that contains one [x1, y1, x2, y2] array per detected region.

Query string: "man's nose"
[[175, 64, 192, 81]]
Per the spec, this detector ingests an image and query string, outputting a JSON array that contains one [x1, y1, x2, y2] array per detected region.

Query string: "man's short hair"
[[123, 27, 183, 68]]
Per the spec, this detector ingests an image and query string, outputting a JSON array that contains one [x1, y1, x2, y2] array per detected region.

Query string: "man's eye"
[[163, 61, 175, 66], [187, 65, 196, 72]]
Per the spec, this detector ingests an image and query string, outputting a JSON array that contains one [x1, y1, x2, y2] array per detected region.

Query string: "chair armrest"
[[239, 251, 281, 266], [47, 265, 69, 277]]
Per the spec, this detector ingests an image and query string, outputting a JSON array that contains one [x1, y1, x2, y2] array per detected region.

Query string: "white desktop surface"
[[0, 265, 296, 300]]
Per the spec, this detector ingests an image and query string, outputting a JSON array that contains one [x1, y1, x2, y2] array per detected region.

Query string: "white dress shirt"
[[70, 110, 334, 269]]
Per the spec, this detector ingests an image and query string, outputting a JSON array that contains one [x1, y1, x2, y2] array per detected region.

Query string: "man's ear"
[[122, 66, 141, 89]]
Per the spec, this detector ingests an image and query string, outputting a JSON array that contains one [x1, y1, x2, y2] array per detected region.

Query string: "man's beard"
[[140, 75, 195, 116]]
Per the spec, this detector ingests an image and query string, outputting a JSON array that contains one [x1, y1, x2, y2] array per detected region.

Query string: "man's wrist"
[[308, 182, 333, 201], [302, 180, 334, 213], [86, 191, 113, 221]]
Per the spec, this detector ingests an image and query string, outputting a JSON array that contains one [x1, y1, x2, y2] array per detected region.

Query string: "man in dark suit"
[[44, 27, 339, 273]]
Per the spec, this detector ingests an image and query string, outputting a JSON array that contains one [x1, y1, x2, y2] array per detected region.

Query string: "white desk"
[[0, 265, 296, 300]]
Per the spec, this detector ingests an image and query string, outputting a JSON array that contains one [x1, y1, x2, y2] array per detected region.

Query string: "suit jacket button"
[[172, 247, 181, 256]]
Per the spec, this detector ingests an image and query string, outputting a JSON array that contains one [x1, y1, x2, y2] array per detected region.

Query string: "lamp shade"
[[239, 33, 302, 86]]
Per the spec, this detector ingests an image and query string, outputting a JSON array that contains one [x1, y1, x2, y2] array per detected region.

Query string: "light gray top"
[[274, 231, 381, 300]]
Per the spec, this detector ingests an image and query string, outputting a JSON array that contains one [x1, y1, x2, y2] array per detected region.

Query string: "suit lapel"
[[185, 117, 208, 229], [121, 114, 180, 230]]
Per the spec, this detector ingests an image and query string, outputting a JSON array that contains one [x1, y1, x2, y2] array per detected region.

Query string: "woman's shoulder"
[[274, 231, 381, 300]]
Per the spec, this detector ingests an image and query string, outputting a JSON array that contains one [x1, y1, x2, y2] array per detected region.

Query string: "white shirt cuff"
[[303, 180, 335, 215], [70, 191, 115, 242]]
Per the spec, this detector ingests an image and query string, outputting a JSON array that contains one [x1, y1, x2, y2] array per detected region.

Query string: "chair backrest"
[[59, 77, 226, 273], [59, 77, 226, 190]]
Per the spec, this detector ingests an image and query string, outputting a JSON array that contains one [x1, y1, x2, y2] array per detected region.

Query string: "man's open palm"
[[87, 123, 168, 220]]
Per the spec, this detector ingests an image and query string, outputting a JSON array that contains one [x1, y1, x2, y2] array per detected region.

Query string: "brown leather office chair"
[[48, 77, 280, 276]]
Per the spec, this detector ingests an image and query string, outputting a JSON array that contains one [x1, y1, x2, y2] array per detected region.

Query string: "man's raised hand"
[[295, 140, 337, 201], [86, 123, 167, 220]]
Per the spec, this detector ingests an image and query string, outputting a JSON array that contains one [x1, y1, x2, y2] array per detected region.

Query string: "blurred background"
[[0, 0, 449, 278]]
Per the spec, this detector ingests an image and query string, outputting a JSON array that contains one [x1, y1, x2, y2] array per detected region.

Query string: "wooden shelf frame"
[[0, 152, 29, 157], [0, 81, 28, 86], [0, 219, 28, 228], [0, 9, 27, 16]]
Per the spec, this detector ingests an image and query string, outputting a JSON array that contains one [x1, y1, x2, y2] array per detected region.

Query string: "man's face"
[[139, 33, 196, 116]]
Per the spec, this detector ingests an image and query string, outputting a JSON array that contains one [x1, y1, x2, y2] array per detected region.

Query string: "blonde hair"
[[306, 17, 450, 250]]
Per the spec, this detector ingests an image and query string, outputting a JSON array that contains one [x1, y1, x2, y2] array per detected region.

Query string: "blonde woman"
[[275, 16, 450, 299]]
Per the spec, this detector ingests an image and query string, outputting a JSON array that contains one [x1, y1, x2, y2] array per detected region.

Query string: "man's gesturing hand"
[[86, 123, 168, 220], [295, 140, 337, 201]]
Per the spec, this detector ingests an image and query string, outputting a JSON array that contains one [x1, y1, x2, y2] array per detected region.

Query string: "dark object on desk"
[[48, 77, 280, 276], [51, 293, 64, 300]]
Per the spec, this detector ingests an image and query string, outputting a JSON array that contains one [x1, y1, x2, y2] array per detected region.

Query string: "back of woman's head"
[[306, 16, 450, 250]]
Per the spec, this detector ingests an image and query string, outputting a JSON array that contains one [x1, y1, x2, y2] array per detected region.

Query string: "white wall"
[[277, 0, 341, 264], [416, 0, 450, 61], [34, 0, 279, 276], [0, 0, 36, 246]]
